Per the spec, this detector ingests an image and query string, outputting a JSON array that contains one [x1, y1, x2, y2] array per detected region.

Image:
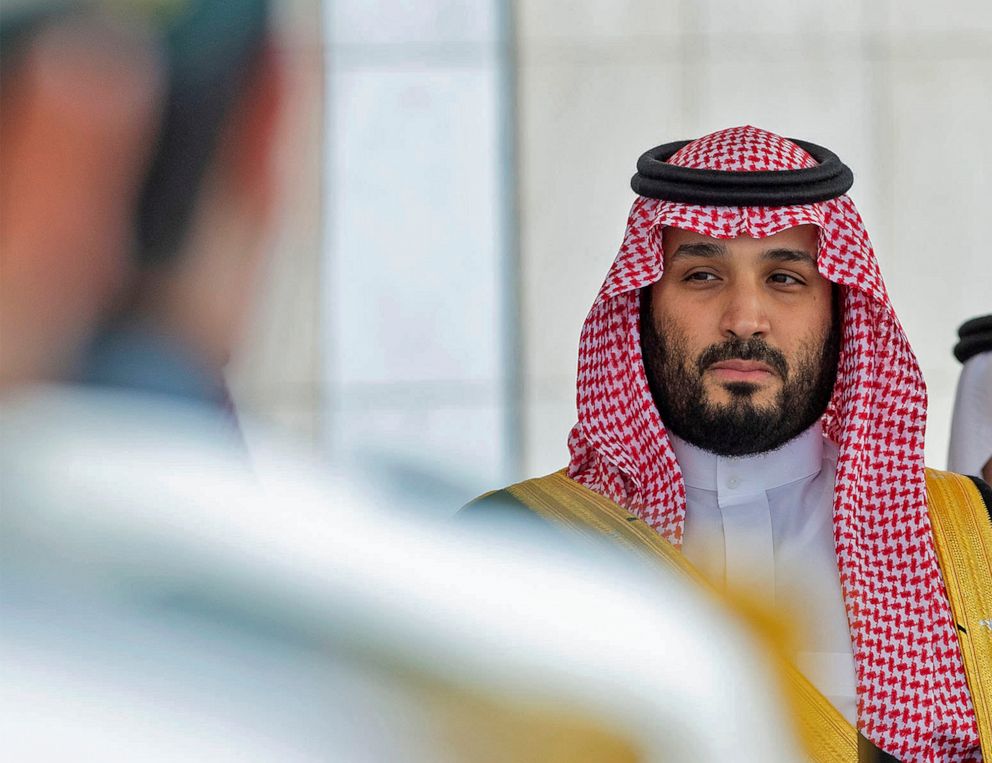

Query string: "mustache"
[[696, 338, 789, 379]]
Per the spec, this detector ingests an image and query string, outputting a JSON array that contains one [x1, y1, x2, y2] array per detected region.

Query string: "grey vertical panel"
[[495, 0, 523, 479]]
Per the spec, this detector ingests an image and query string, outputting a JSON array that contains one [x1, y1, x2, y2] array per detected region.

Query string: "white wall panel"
[[331, 68, 501, 385], [324, 2, 512, 510]]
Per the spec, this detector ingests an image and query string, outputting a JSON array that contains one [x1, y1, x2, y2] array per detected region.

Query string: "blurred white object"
[[1, 386, 803, 761], [948, 351, 992, 478]]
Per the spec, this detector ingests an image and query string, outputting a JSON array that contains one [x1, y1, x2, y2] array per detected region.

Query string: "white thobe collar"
[[667, 421, 857, 726], [668, 422, 824, 507]]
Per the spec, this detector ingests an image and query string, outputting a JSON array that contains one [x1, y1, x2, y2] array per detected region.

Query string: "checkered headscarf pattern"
[[566, 126, 980, 761]]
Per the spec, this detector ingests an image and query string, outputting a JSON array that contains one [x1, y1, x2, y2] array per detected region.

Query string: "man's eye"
[[685, 271, 718, 282], [769, 273, 802, 285]]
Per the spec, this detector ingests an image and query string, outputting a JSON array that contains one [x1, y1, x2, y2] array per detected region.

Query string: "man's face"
[[641, 224, 840, 456]]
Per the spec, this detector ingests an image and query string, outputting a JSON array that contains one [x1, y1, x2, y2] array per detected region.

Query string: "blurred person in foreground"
[[949, 315, 992, 484], [0, 2, 162, 388], [1, 0, 276, 411], [466, 126, 992, 762], [0, 5, 804, 761]]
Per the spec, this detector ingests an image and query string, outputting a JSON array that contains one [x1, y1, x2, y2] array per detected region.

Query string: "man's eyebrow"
[[669, 242, 727, 260], [763, 248, 818, 267]]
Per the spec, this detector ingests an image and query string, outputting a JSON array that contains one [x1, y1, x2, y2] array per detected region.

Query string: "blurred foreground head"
[[0, 0, 280, 392]]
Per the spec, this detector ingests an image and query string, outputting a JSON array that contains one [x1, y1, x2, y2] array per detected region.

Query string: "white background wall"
[[232, 0, 992, 511]]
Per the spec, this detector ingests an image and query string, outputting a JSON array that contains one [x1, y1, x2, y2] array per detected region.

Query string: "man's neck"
[[669, 423, 825, 506]]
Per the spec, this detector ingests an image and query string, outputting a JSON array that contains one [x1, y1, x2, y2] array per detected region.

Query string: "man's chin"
[[704, 381, 778, 408]]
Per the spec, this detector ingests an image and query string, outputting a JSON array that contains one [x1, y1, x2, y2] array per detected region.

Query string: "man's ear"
[[138, 42, 285, 373], [218, 42, 284, 217], [0, 17, 164, 386]]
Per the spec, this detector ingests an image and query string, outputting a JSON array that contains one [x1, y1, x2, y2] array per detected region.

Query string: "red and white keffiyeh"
[[566, 125, 980, 761]]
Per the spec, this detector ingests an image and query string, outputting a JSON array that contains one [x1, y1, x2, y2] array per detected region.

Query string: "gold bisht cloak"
[[464, 469, 992, 763]]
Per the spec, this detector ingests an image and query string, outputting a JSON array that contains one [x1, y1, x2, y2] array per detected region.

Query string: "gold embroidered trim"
[[507, 470, 858, 762], [926, 468, 992, 761]]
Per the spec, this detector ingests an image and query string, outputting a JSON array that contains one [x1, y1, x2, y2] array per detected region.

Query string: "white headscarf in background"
[[948, 315, 992, 479]]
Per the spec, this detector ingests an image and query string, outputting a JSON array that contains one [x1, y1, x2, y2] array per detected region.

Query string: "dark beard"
[[639, 288, 841, 457]]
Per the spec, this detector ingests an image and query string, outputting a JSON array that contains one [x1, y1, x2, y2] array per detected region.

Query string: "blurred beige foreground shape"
[[0, 386, 803, 762]]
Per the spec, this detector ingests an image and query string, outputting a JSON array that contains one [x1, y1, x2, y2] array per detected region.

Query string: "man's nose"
[[719, 283, 771, 340]]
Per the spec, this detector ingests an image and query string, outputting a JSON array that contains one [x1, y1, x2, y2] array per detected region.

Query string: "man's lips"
[[706, 360, 777, 382]]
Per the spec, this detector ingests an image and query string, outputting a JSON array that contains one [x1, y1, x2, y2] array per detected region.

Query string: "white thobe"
[[670, 423, 859, 725]]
